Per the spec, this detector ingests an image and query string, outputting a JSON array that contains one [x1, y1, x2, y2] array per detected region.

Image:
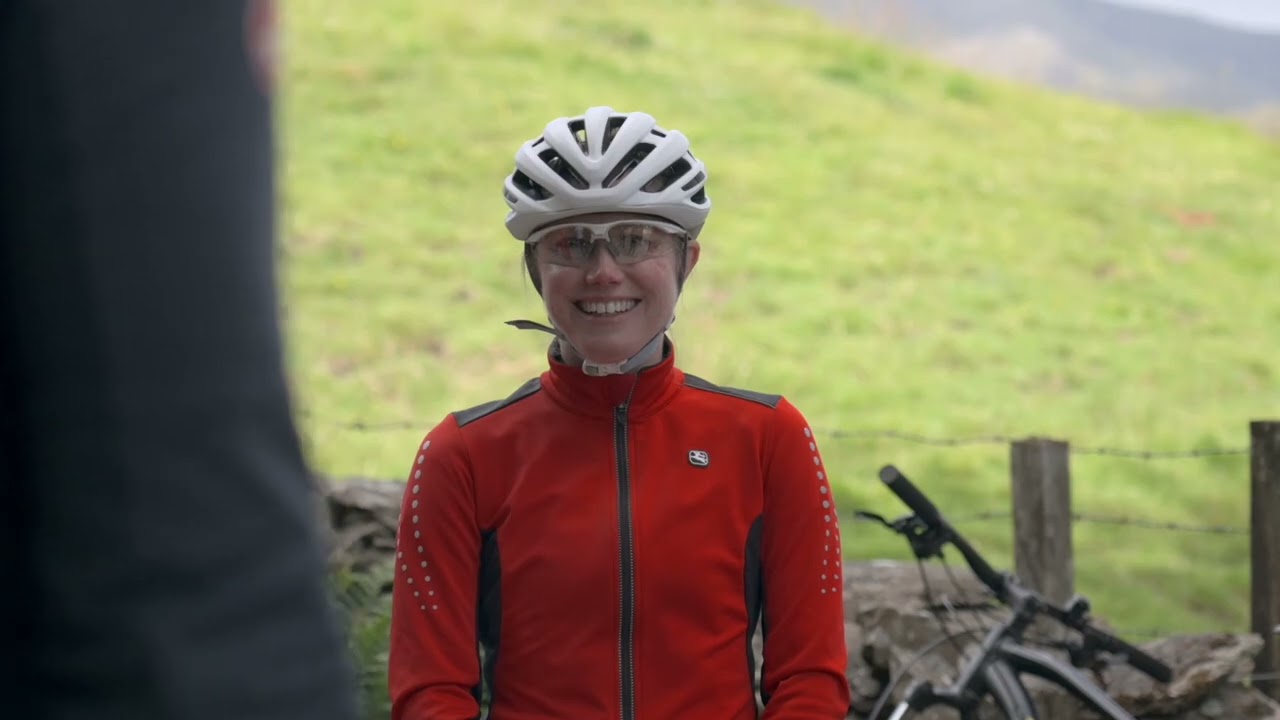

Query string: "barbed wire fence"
[[306, 414, 1280, 692], [812, 426, 1253, 534], [826, 423, 1277, 694]]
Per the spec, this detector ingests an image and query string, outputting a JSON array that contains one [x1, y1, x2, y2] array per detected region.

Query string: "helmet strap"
[[503, 314, 674, 376], [509, 238, 689, 375]]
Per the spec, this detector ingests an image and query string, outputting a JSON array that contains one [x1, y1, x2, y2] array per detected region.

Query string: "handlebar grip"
[[879, 465, 943, 526], [1099, 632, 1173, 683]]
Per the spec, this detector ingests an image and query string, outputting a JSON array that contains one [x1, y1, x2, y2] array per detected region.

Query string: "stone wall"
[[842, 562, 1278, 719]]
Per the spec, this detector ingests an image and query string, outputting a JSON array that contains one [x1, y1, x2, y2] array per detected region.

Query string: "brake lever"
[[853, 510, 931, 536], [852, 509, 947, 562], [1056, 597, 1132, 673], [852, 509, 895, 528]]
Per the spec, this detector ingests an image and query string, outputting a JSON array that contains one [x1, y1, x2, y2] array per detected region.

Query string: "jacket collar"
[[542, 338, 683, 419]]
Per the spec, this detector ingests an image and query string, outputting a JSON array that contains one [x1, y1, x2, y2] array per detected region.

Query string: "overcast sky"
[[1103, 0, 1280, 31]]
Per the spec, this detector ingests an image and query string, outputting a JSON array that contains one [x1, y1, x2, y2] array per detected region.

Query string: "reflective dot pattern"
[[804, 426, 841, 596], [397, 439, 440, 613]]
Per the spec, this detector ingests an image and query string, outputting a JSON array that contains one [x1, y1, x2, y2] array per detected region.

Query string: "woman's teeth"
[[578, 300, 638, 315]]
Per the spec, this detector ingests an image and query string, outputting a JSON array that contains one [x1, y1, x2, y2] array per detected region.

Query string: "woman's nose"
[[584, 241, 624, 284]]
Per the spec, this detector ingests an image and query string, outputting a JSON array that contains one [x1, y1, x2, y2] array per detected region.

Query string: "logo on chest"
[[688, 449, 710, 467]]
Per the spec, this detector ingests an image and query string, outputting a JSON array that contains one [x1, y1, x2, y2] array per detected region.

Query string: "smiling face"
[[528, 212, 700, 371]]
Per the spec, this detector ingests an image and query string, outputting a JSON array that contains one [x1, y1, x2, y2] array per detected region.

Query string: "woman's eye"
[[617, 233, 646, 253]]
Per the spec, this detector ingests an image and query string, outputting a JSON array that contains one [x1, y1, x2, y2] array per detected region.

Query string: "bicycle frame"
[[999, 643, 1133, 718], [885, 638, 1137, 720]]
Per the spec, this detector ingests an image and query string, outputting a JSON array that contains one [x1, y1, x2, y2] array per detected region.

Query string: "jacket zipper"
[[614, 388, 637, 720]]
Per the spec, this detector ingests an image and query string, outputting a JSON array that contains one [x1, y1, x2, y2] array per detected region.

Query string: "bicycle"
[[853, 464, 1174, 720]]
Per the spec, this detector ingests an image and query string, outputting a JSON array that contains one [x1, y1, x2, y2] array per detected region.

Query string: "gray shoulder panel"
[[682, 374, 781, 409], [452, 377, 543, 428]]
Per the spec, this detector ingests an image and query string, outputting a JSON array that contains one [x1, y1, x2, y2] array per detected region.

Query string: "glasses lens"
[[534, 225, 595, 265], [606, 222, 680, 263]]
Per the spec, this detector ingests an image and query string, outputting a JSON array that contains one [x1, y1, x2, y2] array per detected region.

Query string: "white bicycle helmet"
[[502, 106, 712, 240]]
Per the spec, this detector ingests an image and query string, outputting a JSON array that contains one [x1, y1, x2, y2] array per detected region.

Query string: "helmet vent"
[[567, 119, 588, 152], [512, 170, 553, 201], [603, 143, 655, 188], [642, 158, 692, 193], [601, 116, 627, 154], [538, 149, 589, 190], [680, 170, 706, 192]]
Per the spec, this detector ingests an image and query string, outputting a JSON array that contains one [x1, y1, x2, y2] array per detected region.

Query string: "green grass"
[[280, 0, 1279, 636]]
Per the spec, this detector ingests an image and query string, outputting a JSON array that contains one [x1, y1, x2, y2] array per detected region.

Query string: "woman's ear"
[[523, 244, 543, 296], [683, 240, 701, 281]]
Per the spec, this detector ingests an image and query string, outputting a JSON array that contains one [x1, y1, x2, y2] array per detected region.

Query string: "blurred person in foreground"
[[388, 106, 852, 719], [0, 2, 359, 718]]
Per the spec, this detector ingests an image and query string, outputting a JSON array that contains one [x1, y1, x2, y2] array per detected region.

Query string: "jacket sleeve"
[[759, 398, 852, 718], [388, 417, 483, 720]]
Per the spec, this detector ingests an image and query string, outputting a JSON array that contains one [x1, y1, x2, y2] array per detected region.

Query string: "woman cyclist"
[[388, 106, 851, 719]]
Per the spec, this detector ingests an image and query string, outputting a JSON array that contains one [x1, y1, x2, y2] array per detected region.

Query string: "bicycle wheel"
[[981, 660, 1038, 719]]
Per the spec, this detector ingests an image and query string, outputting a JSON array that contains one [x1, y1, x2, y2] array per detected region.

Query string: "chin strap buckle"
[[503, 317, 671, 377]]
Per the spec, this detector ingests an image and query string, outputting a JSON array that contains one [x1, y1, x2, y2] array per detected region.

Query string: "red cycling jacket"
[[388, 343, 851, 719]]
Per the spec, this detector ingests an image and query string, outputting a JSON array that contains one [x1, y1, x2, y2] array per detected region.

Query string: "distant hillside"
[[786, 0, 1280, 114]]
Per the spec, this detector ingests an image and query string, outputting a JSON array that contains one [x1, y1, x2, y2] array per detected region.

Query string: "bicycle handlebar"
[[1080, 624, 1172, 683], [879, 464, 1007, 598], [876, 464, 1174, 684], [878, 464, 943, 526]]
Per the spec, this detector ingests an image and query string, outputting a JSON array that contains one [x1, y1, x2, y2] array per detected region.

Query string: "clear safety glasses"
[[528, 219, 687, 267]]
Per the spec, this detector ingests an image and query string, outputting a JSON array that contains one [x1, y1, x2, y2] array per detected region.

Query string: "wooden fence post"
[[1011, 437, 1075, 606], [1252, 421, 1280, 701]]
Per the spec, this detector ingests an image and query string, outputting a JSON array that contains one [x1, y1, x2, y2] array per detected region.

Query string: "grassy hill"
[[280, 0, 1279, 635]]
